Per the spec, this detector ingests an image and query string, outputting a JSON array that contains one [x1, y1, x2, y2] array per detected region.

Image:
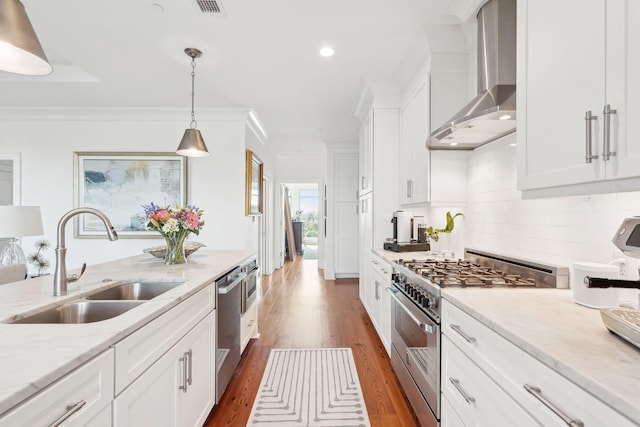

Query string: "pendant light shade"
[[177, 128, 209, 157], [0, 0, 52, 75], [176, 48, 209, 157]]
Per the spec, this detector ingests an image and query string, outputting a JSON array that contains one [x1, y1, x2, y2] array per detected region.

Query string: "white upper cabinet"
[[399, 76, 430, 205], [517, 0, 640, 195], [359, 113, 374, 196]]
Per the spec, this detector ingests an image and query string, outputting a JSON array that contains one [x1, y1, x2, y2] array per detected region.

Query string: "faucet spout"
[[53, 208, 119, 296]]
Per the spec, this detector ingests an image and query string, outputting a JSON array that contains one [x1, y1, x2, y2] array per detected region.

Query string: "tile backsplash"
[[461, 134, 640, 302]]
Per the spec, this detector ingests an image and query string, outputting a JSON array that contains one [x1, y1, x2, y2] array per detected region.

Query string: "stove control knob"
[[426, 296, 438, 308]]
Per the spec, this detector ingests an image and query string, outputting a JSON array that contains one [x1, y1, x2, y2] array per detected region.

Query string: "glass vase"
[[164, 233, 187, 265]]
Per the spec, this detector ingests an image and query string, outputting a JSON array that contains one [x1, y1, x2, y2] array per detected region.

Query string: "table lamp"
[[0, 206, 44, 265]]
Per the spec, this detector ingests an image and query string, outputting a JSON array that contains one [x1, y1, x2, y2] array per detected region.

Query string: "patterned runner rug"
[[247, 348, 370, 427]]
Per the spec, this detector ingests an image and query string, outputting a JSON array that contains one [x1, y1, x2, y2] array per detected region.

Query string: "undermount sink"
[[85, 280, 184, 301], [10, 301, 145, 324]]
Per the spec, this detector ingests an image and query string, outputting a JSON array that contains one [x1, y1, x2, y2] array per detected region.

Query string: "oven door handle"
[[386, 287, 435, 334]]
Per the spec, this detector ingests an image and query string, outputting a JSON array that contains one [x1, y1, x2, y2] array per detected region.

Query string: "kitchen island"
[[0, 249, 255, 419]]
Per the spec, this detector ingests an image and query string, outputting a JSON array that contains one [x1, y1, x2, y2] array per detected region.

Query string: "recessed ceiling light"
[[449, 142, 459, 146], [319, 46, 334, 57], [509, 143, 517, 147], [499, 114, 512, 120]]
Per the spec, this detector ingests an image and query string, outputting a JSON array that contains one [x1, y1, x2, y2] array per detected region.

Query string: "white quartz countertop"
[[442, 288, 640, 424], [0, 249, 255, 416], [374, 248, 640, 423]]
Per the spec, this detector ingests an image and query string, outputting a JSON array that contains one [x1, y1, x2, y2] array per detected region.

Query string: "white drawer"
[[241, 302, 258, 353], [113, 284, 215, 394], [442, 336, 540, 427], [370, 253, 392, 281], [442, 299, 637, 427], [441, 395, 467, 427], [0, 349, 114, 427]]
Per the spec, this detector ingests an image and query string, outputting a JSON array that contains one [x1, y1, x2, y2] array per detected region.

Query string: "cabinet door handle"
[[450, 378, 475, 404], [410, 180, 413, 198], [375, 280, 380, 300], [602, 104, 617, 161], [179, 352, 189, 392], [361, 176, 366, 190], [524, 384, 584, 427], [186, 349, 193, 385], [406, 180, 411, 198], [584, 110, 598, 163], [48, 400, 86, 427], [450, 324, 476, 343]]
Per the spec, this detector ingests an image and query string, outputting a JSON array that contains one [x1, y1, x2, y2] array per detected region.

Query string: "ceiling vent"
[[196, 0, 222, 14]]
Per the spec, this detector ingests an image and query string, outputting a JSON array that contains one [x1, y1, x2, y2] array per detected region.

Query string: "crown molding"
[[0, 107, 257, 123]]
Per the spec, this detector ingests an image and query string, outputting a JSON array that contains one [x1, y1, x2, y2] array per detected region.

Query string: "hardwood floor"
[[204, 257, 419, 426]]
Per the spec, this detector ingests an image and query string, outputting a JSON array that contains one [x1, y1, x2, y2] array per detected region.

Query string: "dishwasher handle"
[[217, 273, 245, 295]]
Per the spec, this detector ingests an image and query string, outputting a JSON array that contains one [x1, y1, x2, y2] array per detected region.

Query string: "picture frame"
[[245, 150, 263, 216], [73, 152, 187, 238]]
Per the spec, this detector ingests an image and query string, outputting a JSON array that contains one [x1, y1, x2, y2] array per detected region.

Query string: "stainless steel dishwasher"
[[215, 265, 244, 403]]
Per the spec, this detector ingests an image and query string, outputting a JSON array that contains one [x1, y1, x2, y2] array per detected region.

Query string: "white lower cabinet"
[[440, 394, 468, 427], [442, 336, 540, 427], [113, 310, 216, 427], [0, 349, 114, 427], [441, 299, 638, 427], [369, 253, 392, 353]]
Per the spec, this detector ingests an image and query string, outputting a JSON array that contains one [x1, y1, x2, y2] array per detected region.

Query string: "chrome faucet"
[[53, 208, 119, 296]]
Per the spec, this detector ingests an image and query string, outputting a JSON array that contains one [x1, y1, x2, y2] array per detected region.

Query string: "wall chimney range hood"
[[427, 0, 516, 150]]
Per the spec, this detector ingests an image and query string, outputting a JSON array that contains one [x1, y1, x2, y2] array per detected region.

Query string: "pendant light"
[[176, 48, 209, 157], [0, 0, 52, 75]]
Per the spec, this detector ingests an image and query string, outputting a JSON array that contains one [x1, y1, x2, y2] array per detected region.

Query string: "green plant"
[[425, 212, 463, 242]]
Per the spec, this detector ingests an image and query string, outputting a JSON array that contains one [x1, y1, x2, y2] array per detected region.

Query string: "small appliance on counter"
[[586, 217, 640, 350], [384, 210, 430, 252], [572, 262, 619, 308]]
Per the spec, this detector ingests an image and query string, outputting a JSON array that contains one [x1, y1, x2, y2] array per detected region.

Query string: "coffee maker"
[[392, 210, 413, 243], [383, 211, 431, 252]]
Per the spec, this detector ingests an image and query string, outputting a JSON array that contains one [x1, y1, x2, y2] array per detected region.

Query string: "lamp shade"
[[0, 206, 44, 238], [0, 0, 52, 75], [176, 128, 209, 157]]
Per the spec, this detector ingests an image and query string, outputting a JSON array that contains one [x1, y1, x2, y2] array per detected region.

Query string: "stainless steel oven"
[[240, 258, 259, 314], [386, 250, 568, 426], [387, 284, 440, 427]]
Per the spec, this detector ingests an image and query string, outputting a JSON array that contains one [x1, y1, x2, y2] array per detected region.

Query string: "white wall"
[[0, 109, 255, 273], [463, 134, 640, 302]]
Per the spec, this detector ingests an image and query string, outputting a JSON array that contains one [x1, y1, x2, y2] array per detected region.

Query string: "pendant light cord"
[[190, 56, 197, 129]]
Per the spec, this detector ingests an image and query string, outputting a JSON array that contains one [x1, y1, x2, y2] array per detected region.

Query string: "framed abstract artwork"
[[73, 152, 187, 238]]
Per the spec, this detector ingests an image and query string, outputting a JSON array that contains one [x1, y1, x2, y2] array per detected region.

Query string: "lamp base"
[[0, 238, 26, 266]]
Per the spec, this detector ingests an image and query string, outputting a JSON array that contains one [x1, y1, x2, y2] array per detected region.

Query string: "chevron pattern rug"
[[247, 348, 370, 426]]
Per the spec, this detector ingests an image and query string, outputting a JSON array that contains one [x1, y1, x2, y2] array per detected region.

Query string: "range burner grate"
[[398, 258, 537, 288]]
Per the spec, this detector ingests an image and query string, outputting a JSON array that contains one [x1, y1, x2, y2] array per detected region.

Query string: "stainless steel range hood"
[[427, 0, 516, 150]]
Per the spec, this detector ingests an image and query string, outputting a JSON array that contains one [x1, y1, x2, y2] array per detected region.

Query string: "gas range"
[[391, 248, 569, 324]]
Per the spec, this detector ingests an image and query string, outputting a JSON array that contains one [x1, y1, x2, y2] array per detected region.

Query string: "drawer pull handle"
[[450, 378, 475, 404], [186, 349, 193, 386], [524, 384, 584, 427], [450, 324, 476, 343], [179, 352, 189, 392], [49, 400, 86, 427]]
